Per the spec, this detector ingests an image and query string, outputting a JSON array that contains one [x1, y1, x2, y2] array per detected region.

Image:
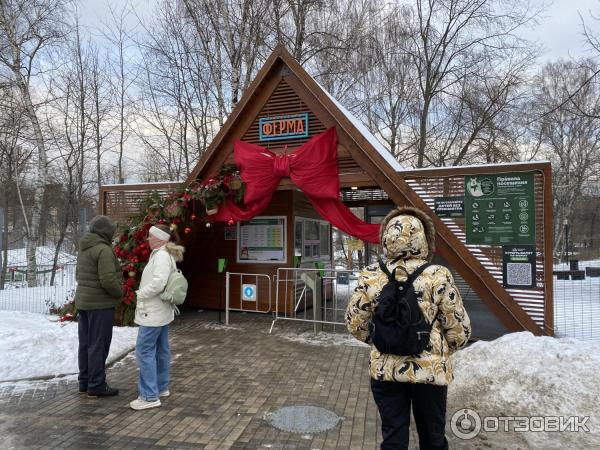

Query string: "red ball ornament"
[[184, 227, 192, 234], [191, 214, 197, 221], [227, 219, 235, 226]]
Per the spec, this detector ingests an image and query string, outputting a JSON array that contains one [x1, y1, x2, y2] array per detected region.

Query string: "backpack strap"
[[163, 253, 180, 315], [378, 258, 396, 282], [379, 258, 431, 284], [407, 262, 432, 285], [406, 262, 434, 325]]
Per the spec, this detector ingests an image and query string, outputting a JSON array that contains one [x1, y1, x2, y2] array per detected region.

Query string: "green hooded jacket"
[[74, 216, 123, 310]]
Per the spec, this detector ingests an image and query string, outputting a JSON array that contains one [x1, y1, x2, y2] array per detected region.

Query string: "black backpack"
[[369, 259, 433, 356]]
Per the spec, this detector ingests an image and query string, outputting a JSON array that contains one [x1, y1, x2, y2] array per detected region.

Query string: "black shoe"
[[78, 386, 87, 395], [87, 384, 119, 398]]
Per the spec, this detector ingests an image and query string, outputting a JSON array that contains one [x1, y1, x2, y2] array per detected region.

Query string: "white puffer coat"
[[135, 242, 185, 327]]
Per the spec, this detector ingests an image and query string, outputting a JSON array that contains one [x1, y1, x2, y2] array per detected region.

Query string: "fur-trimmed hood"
[[164, 242, 185, 262], [379, 206, 436, 262]]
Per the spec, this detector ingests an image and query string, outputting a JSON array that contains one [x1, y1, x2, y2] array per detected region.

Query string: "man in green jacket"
[[75, 215, 123, 397]]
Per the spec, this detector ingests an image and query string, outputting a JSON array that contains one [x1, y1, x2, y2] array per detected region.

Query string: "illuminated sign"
[[259, 113, 309, 141]]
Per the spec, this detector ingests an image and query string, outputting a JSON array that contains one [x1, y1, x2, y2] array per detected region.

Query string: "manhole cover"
[[265, 406, 341, 433]]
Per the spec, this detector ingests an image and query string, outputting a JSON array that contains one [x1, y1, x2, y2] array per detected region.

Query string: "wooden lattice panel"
[[101, 182, 181, 226], [239, 79, 365, 175], [404, 170, 549, 329]]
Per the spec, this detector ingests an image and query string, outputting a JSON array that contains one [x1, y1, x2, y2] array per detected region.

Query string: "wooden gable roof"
[[185, 45, 546, 336]]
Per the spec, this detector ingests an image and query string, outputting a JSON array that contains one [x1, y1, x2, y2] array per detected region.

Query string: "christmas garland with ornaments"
[[111, 164, 245, 324]]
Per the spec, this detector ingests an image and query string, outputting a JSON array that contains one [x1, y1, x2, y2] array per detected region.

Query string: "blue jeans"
[[136, 325, 170, 401]]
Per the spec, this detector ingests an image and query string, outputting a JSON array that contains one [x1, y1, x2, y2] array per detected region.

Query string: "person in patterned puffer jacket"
[[346, 206, 471, 450]]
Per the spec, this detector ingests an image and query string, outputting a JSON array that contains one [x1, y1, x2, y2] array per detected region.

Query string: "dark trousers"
[[371, 379, 449, 450], [78, 308, 114, 391]]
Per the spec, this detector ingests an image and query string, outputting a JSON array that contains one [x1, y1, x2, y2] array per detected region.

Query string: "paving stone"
[[0, 311, 425, 449]]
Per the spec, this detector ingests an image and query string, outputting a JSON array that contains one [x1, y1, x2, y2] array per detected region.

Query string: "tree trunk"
[[50, 220, 67, 287], [15, 74, 47, 288], [417, 96, 431, 168], [0, 189, 8, 290]]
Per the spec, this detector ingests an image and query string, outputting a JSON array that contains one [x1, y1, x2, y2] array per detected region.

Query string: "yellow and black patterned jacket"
[[345, 207, 471, 386]]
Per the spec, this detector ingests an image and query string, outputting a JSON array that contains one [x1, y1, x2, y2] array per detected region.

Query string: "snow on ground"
[[4, 246, 76, 266], [451, 332, 600, 447], [0, 311, 137, 383], [275, 328, 369, 348]]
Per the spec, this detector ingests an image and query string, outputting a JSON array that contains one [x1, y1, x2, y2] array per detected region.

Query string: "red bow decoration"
[[211, 127, 380, 243]]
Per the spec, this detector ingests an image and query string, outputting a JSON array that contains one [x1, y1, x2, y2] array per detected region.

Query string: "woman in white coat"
[[130, 224, 185, 410]]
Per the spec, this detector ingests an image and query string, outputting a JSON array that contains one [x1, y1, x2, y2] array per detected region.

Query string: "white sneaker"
[[130, 397, 161, 410], [159, 389, 170, 398]]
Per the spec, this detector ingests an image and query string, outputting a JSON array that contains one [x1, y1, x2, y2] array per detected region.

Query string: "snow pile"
[[451, 332, 600, 447], [0, 311, 137, 382]]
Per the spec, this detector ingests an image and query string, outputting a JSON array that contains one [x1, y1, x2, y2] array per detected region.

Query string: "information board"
[[465, 172, 535, 245], [502, 245, 536, 289], [434, 196, 464, 218], [237, 216, 286, 263]]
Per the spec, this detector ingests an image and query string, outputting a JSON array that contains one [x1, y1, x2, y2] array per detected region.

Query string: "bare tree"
[[181, 0, 270, 115], [404, 0, 541, 167], [533, 60, 600, 256], [0, 85, 31, 288], [352, 4, 417, 161], [88, 45, 113, 194], [102, 3, 138, 184], [134, 0, 210, 180], [46, 17, 100, 284], [0, 0, 68, 286]]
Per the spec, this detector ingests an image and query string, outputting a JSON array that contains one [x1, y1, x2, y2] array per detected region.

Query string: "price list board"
[[465, 172, 535, 245], [237, 216, 286, 263]]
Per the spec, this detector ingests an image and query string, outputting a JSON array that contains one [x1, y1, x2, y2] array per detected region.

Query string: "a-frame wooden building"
[[101, 45, 554, 339]]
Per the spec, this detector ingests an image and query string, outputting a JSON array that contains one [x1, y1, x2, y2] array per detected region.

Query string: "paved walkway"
[[0, 311, 429, 449]]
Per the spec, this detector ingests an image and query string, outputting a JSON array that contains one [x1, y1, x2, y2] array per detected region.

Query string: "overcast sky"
[[78, 0, 600, 63], [524, 0, 600, 61]]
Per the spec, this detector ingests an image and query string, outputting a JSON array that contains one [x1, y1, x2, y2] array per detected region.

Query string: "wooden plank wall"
[[181, 191, 295, 312], [100, 182, 181, 226]]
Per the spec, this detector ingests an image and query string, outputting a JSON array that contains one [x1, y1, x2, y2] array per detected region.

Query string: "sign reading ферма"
[[259, 113, 309, 141]]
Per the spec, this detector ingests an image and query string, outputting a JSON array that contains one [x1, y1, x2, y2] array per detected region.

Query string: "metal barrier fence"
[[0, 264, 77, 314], [225, 272, 272, 325], [553, 260, 600, 341], [1, 258, 594, 343], [270, 268, 358, 334]]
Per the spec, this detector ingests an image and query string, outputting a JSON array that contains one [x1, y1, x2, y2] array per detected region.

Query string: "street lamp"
[[563, 218, 569, 264]]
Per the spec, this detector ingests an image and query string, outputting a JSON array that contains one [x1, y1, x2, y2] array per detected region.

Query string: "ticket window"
[[295, 217, 331, 264]]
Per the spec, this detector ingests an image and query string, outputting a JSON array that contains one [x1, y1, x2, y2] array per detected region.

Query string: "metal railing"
[[0, 264, 77, 314], [270, 267, 357, 334], [225, 272, 272, 325]]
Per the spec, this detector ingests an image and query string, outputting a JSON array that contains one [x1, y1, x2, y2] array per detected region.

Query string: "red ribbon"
[[210, 128, 380, 243]]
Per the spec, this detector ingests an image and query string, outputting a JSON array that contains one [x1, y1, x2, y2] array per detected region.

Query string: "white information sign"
[[242, 284, 257, 301]]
